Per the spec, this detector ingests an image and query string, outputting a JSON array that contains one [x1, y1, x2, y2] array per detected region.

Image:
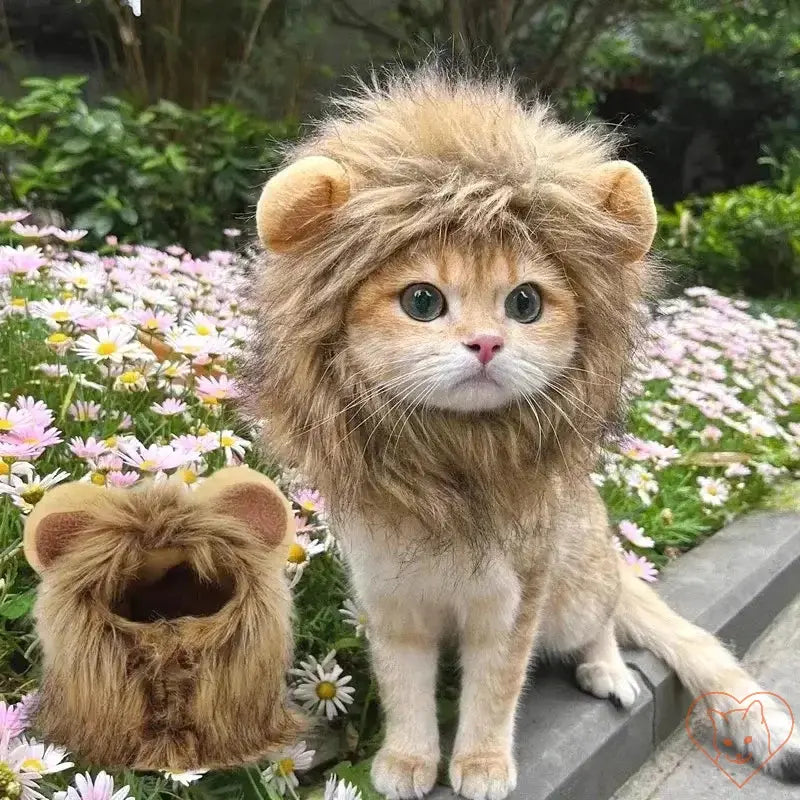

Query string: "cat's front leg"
[[365, 592, 443, 799], [450, 576, 544, 800]]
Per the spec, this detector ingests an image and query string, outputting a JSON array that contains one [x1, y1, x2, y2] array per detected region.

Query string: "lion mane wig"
[[242, 67, 659, 547], [23, 467, 301, 770]]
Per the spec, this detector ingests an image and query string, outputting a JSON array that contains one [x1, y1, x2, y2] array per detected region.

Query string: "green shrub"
[[0, 76, 297, 252], [657, 178, 800, 297]]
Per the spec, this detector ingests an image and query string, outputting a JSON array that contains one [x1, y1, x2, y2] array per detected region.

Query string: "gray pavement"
[[612, 592, 800, 800]]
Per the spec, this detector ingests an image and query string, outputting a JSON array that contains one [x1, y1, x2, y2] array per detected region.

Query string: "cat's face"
[[346, 239, 579, 413]]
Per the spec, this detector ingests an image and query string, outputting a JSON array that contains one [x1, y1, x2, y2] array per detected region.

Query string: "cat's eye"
[[505, 283, 542, 323], [400, 283, 446, 321]]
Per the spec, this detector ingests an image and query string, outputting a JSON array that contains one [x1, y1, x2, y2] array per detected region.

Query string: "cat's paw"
[[371, 746, 439, 799], [576, 660, 640, 709], [449, 751, 517, 800]]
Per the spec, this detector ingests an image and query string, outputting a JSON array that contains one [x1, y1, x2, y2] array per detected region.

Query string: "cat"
[[243, 66, 800, 800]]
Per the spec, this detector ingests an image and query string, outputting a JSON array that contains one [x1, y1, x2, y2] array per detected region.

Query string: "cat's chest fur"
[[336, 511, 523, 627]]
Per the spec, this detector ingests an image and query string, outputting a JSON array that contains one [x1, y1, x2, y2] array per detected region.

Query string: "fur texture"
[[27, 470, 300, 770]]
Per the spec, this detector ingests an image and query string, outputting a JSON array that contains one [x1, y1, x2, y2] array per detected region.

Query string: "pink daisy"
[[292, 488, 325, 516], [0, 699, 25, 739], [106, 470, 139, 488], [9, 423, 63, 451], [194, 374, 240, 403], [622, 552, 659, 582], [150, 398, 188, 416], [618, 520, 655, 549], [15, 397, 54, 427], [69, 436, 110, 460], [118, 440, 190, 472], [59, 771, 134, 800]]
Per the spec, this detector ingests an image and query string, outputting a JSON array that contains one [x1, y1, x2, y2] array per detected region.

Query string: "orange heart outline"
[[684, 691, 795, 788]]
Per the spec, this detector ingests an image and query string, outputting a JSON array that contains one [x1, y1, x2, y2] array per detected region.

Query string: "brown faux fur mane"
[[32, 480, 299, 770], [242, 68, 657, 549]]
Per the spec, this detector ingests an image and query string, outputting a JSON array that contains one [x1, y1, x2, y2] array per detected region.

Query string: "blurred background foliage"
[[0, 0, 798, 294]]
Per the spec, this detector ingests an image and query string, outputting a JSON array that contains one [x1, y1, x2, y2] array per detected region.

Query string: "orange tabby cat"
[[243, 68, 800, 800]]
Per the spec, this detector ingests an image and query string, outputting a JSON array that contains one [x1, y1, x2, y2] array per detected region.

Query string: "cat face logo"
[[685, 692, 794, 788], [708, 700, 768, 766]]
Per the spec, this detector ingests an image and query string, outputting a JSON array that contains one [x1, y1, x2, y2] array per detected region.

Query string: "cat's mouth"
[[452, 371, 503, 390]]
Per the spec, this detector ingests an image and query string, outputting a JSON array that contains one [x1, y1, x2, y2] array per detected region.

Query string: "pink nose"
[[464, 334, 504, 365]]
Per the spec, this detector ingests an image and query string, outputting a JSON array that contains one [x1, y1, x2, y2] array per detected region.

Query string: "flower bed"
[[1, 210, 799, 800]]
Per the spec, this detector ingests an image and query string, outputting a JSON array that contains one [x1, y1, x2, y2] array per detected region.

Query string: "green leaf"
[[61, 137, 92, 154], [119, 206, 139, 225], [331, 637, 363, 652], [0, 591, 34, 620]]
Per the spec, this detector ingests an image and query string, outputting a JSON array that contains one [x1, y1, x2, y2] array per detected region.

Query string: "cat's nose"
[[464, 334, 504, 365]]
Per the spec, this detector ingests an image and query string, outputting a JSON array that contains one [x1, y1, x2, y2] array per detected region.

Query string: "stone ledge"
[[429, 511, 800, 800]]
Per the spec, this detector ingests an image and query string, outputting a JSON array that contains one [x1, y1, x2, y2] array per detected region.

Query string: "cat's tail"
[[614, 564, 800, 783]]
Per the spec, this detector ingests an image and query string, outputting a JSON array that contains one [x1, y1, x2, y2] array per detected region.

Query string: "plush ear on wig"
[[256, 156, 350, 253], [23, 482, 109, 573], [194, 466, 293, 552], [592, 160, 657, 264]]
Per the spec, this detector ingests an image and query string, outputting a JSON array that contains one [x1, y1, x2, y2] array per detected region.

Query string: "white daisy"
[[340, 599, 368, 637], [112, 369, 148, 392], [261, 741, 315, 796], [324, 776, 362, 800], [74, 325, 138, 363], [0, 732, 45, 800], [286, 533, 327, 587], [0, 469, 71, 514], [16, 740, 73, 775], [291, 651, 355, 720], [697, 476, 730, 507], [55, 771, 133, 800], [215, 429, 251, 460], [162, 769, 207, 786]]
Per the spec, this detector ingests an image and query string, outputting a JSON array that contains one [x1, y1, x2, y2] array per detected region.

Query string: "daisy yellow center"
[[21, 487, 44, 505], [220, 435, 235, 447], [11, 298, 25, 308], [139, 459, 156, 471], [47, 333, 69, 344], [0, 420, 11, 432], [706, 486, 718, 495], [60, 291, 74, 301], [120, 370, 143, 384], [0, 461, 9, 475], [51, 310, 70, 322], [91, 472, 106, 486], [202, 396, 219, 406], [195, 324, 212, 335], [22, 436, 40, 445], [164, 366, 179, 376], [315, 681, 337, 700], [20, 758, 45, 772], [181, 469, 197, 484], [277, 758, 295, 777], [0, 762, 22, 800], [144, 319, 159, 330], [97, 342, 118, 356], [104, 436, 117, 447], [287, 543, 307, 564], [74, 277, 89, 288], [300, 501, 316, 514]]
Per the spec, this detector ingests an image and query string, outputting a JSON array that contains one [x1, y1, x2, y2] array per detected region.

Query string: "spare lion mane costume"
[[24, 467, 301, 770]]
